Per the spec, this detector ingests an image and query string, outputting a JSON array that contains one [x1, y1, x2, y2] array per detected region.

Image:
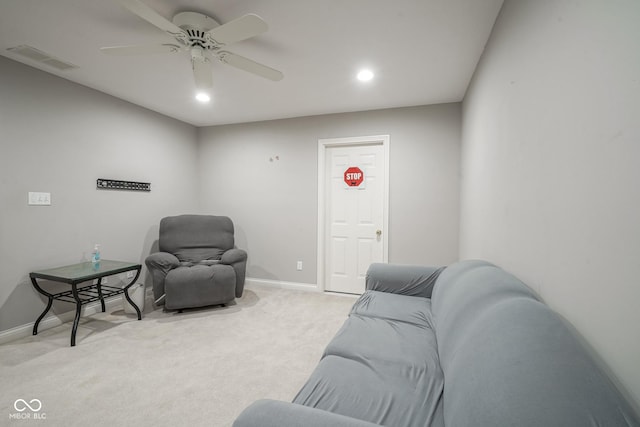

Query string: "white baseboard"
[[245, 277, 319, 292], [0, 294, 136, 345]]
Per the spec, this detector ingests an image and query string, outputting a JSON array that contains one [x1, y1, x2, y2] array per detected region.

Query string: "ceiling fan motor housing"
[[173, 12, 223, 50]]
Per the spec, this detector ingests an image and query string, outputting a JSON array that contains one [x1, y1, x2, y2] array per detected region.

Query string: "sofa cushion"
[[431, 260, 538, 371], [293, 354, 444, 427], [324, 314, 440, 374], [350, 290, 433, 328], [295, 296, 444, 427], [431, 260, 640, 427], [233, 399, 384, 427]]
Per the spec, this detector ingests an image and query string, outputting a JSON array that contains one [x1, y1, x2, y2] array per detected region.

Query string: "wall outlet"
[[297, 261, 303, 271]]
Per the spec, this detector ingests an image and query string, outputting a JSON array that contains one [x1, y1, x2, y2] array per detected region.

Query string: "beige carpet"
[[1, 286, 357, 426]]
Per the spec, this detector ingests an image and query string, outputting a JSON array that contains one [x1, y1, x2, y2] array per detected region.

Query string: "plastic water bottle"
[[91, 244, 101, 268]]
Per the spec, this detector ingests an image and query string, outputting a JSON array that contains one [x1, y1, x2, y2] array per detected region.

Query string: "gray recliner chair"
[[145, 214, 247, 311]]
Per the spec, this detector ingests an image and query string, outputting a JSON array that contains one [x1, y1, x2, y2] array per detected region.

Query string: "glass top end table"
[[30, 260, 143, 346]]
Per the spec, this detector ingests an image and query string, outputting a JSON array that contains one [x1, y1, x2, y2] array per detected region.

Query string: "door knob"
[[376, 229, 382, 236]]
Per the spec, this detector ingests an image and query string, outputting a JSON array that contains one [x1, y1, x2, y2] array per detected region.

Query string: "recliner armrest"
[[145, 252, 180, 302], [221, 248, 248, 298], [233, 400, 381, 427], [365, 263, 445, 298], [221, 248, 247, 265], [145, 251, 180, 268]]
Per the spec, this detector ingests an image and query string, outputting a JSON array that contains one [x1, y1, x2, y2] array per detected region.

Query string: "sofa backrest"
[[159, 215, 235, 263], [431, 260, 639, 427]]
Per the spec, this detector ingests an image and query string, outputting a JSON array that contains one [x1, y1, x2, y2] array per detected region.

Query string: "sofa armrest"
[[221, 248, 248, 298], [233, 400, 381, 427], [365, 263, 445, 298], [145, 252, 180, 302]]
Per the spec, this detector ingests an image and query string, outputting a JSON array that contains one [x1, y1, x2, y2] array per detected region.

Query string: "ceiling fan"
[[101, 0, 283, 91]]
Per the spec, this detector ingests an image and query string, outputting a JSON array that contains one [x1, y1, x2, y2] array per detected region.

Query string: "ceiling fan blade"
[[100, 44, 182, 55], [192, 50, 213, 90], [119, 0, 188, 43], [218, 51, 283, 81], [205, 14, 268, 46]]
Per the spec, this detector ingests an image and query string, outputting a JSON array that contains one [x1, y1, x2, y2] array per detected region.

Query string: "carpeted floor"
[[1, 285, 356, 426]]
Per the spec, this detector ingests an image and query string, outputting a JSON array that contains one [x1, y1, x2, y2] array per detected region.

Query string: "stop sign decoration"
[[344, 166, 364, 187]]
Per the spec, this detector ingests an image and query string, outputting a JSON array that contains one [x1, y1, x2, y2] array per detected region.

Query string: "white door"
[[322, 139, 387, 294]]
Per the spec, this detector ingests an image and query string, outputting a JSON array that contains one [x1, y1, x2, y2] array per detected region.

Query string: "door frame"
[[317, 135, 390, 292]]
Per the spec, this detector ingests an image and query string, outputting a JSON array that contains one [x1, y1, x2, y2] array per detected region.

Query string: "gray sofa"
[[234, 260, 640, 427]]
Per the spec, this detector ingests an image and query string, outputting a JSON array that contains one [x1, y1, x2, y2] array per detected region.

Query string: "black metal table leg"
[[70, 284, 82, 347], [123, 287, 142, 320], [96, 277, 106, 312], [123, 267, 143, 320], [31, 278, 53, 336]]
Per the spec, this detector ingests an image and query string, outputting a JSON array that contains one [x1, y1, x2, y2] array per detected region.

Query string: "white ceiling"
[[0, 0, 503, 127]]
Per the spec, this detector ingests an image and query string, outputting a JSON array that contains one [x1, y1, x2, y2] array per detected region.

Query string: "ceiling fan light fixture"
[[357, 69, 374, 82], [195, 92, 210, 103]]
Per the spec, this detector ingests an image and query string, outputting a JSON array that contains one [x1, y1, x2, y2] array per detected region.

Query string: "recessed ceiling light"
[[357, 69, 374, 82], [195, 92, 210, 103]]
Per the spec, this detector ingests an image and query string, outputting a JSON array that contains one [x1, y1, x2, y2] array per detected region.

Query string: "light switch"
[[28, 192, 51, 206]]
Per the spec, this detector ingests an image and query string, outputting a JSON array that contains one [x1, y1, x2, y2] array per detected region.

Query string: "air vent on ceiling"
[[7, 45, 78, 71]]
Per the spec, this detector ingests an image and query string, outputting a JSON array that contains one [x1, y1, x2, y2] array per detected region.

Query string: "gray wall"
[[0, 57, 461, 332], [460, 0, 640, 407], [0, 57, 200, 331], [198, 104, 461, 285]]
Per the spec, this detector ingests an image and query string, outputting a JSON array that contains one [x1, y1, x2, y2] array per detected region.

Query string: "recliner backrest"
[[159, 215, 235, 263]]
